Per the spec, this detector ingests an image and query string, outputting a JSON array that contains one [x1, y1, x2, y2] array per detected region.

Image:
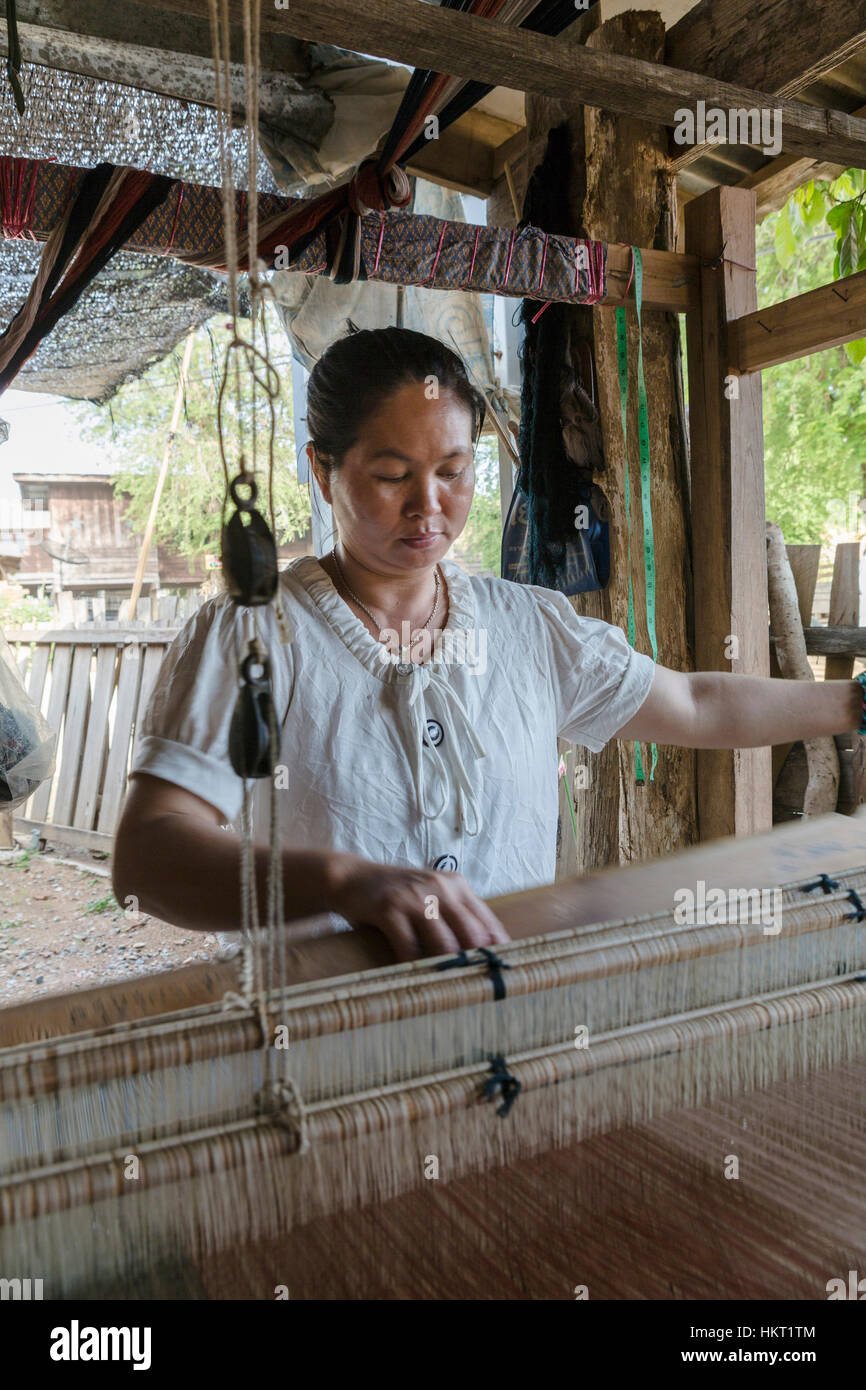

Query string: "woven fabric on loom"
[[23, 160, 288, 262], [12, 159, 606, 305], [291, 213, 607, 303]]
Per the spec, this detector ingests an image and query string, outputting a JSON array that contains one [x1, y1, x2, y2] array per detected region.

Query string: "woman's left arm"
[[615, 666, 863, 749]]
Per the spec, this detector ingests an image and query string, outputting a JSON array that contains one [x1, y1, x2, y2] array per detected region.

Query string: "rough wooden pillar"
[[684, 185, 772, 839], [527, 11, 696, 873]]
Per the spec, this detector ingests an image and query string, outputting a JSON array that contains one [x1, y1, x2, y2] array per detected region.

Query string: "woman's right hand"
[[326, 853, 510, 962]]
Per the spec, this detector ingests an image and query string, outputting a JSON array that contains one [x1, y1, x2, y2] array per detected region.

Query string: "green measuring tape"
[[615, 247, 658, 784]]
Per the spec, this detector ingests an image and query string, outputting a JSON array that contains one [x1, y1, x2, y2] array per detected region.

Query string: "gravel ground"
[[0, 847, 222, 1007]]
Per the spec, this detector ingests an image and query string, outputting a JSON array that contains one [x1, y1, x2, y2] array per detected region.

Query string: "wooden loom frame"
[[3, 2, 866, 1302], [3, 812, 866, 1301]]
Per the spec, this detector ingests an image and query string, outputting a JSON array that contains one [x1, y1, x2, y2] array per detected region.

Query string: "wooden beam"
[[135, 0, 866, 167], [601, 246, 699, 314], [737, 102, 866, 222], [684, 185, 772, 840], [0, 2, 326, 139], [13, 817, 112, 852], [826, 541, 861, 681], [406, 108, 521, 198], [731, 269, 866, 373], [801, 626, 866, 657], [665, 0, 866, 172], [10, 154, 701, 312], [666, 0, 866, 96]]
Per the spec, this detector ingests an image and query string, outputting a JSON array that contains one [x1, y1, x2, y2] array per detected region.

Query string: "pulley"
[[229, 644, 276, 780], [222, 473, 278, 607]]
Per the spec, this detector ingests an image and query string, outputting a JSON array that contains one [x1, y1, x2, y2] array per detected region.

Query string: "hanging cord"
[[207, 0, 303, 1145], [4, 0, 24, 117]]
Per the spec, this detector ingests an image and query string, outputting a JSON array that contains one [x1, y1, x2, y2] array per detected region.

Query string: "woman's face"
[[310, 381, 476, 576]]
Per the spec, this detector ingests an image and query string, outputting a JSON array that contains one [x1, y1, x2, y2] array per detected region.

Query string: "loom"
[[2, 812, 865, 1300]]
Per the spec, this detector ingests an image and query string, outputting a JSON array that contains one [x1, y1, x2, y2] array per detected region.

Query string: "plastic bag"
[[0, 634, 56, 811]]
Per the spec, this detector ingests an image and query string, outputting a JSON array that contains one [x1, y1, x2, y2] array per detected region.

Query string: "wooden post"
[[826, 541, 863, 813], [521, 11, 697, 874], [684, 186, 772, 839]]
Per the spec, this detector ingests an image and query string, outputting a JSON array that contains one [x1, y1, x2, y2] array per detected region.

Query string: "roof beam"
[[0, 1, 323, 135], [132, 0, 866, 168], [10, 0, 307, 72], [731, 268, 866, 372], [666, 0, 866, 174], [734, 102, 866, 221], [666, 0, 866, 97]]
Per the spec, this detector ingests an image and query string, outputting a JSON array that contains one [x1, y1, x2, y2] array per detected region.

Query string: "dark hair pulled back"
[[306, 324, 486, 468]]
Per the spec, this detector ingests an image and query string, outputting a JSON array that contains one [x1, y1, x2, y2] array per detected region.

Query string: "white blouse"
[[132, 555, 656, 902]]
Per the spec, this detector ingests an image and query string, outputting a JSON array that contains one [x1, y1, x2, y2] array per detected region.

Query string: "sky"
[[0, 390, 108, 506]]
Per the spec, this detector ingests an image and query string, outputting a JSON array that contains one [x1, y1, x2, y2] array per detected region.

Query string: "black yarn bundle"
[[517, 124, 597, 588]]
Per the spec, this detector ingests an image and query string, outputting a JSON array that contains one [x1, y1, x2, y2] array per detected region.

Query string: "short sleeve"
[[530, 587, 656, 751], [131, 596, 293, 823]]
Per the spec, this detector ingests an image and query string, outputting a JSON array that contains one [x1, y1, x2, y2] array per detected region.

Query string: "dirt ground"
[[0, 846, 222, 1007]]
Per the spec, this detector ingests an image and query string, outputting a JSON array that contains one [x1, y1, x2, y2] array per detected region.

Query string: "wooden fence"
[[3, 626, 182, 852]]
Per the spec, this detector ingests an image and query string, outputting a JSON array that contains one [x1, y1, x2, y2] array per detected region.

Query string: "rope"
[[206, 0, 305, 1143]]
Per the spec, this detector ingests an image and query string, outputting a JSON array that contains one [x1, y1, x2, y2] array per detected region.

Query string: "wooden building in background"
[[5, 472, 312, 617]]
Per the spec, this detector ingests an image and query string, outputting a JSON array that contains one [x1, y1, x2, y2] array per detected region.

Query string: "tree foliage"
[[460, 434, 505, 574], [755, 170, 866, 544], [72, 313, 310, 563]]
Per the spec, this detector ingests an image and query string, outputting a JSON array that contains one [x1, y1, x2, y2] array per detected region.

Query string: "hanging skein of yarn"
[[515, 124, 608, 592]]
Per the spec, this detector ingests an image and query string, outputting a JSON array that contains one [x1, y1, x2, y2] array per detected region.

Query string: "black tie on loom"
[[435, 946, 511, 1001], [483, 1055, 522, 1119], [801, 874, 866, 922]]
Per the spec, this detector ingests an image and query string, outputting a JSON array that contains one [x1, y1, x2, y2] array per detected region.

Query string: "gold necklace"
[[330, 544, 441, 636]]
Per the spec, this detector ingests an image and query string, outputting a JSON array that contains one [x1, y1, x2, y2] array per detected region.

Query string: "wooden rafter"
[[733, 102, 866, 221], [133, 0, 866, 167], [665, 0, 866, 173], [666, 0, 866, 94], [731, 268, 866, 373]]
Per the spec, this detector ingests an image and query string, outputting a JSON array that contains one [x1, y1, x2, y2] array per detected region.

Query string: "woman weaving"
[[114, 327, 865, 962]]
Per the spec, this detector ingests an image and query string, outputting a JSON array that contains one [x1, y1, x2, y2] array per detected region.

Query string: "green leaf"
[[826, 201, 853, 233], [843, 337, 866, 367], [774, 212, 797, 266], [786, 196, 805, 233], [831, 172, 857, 200], [802, 188, 828, 230], [839, 213, 860, 278]]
